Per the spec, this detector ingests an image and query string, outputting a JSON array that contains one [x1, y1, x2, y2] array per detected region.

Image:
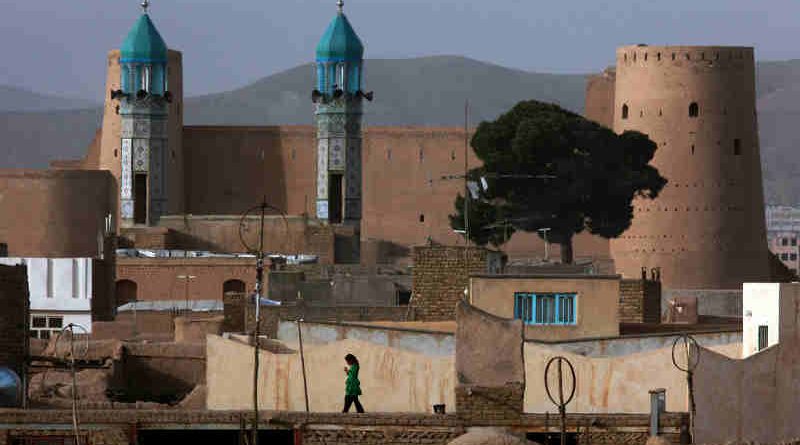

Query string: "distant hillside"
[[0, 85, 97, 112], [2, 55, 800, 206], [184, 56, 587, 126]]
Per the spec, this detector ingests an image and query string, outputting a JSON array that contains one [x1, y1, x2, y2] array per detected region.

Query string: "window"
[[689, 102, 699, 118], [622, 104, 629, 120], [514, 293, 577, 325], [791, 254, 798, 261], [781, 253, 789, 260], [792, 238, 797, 246], [733, 139, 741, 156], [336, 63, 346, 90], [142, 65, 151, 92], [691, 145, 695, 155], [758, 325, 769, 351], [29, 315, 64, 340], [419, 214, 425, 223], [32, 316, 47, 328], [782, 238, 789, 246]]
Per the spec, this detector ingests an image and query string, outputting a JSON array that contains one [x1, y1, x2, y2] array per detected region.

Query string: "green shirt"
[[345, 363, 362, 396]]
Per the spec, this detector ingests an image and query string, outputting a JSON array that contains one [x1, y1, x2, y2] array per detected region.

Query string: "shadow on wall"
[[108, 343, 205, 405]]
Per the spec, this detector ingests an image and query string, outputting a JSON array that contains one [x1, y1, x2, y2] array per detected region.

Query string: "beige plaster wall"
[[206, 335, 455, 412], [469, 276, 620, 341], [523, 340, 740, 414]]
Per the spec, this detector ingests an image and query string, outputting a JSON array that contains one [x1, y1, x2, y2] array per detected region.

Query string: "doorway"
[[329, 173, 343, 224], [134, 173, 148, 225]]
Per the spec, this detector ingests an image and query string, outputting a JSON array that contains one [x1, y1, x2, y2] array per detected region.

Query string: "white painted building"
[[742, 283, 781, 358], [0, 258, 93, 338]]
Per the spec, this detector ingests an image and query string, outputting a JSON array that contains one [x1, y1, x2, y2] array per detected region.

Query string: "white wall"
[[0, 258, 93, 331], [742, 283, 781, 358]]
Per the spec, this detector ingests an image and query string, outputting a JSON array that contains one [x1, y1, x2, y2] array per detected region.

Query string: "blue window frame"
[[514, 293, 577, 325]]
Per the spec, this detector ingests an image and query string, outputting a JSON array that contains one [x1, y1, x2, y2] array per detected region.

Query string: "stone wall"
[[0, 265, 28, 379], [412, 246, 493, 321], [619, 278, 662, 323]]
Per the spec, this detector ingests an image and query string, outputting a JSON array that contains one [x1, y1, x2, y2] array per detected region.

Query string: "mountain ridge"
[[2, 55, 800, 206]]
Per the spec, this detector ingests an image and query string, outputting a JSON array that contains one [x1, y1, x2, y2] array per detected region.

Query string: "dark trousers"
[[343, 395, 364, 413]]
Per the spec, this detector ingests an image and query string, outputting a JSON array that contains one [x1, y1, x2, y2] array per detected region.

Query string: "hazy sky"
[[1, 0, 799, 101]]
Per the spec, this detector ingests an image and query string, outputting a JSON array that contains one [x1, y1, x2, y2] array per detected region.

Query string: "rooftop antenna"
[[337, 0, 344, 13], [141, 0, 150, 14]]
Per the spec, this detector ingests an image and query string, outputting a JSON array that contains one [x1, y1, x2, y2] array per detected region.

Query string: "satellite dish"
[[0, 367, 21, 408]]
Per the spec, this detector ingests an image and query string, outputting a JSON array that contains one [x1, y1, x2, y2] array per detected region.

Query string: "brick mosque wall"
[[411, 246, 492, 321], [619, 278, 662, 324], [0, 265, 28, 379]]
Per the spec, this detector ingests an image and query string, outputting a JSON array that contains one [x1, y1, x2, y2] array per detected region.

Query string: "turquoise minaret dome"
[[314, 0, 365, 95], [120, 13, 168, 63], [315, 1, 364, 63], [118, 0, 168, 95]]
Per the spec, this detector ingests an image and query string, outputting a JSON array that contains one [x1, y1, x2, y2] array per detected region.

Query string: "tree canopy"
[[449, 100, 667, 263]]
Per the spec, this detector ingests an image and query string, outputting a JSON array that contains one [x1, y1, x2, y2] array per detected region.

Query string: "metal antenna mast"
[[238, 197, 288, 445], [56, 323, 88, 445]]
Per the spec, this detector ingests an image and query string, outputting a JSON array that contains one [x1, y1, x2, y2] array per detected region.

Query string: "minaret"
[[113, 0, 171, 226], [313, 0, 372, 226]]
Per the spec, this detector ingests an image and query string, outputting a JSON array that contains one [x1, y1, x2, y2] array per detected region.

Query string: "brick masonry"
[[619, 278, 662, 324], [0, 410, 688, 445], [411, 246, 493, 321], [0, 265, 29, 379], [455, 383, 524, 425]]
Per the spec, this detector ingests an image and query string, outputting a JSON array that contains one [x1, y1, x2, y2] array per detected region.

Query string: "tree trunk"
[[560, 236, 574, 264]]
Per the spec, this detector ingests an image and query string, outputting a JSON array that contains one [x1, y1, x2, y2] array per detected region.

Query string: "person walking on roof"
[[342, 353, 364, 413]]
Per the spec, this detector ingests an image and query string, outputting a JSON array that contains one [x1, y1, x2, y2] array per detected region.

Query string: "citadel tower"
[[313, 0, 370, 227], [610, 45, 770, 289]]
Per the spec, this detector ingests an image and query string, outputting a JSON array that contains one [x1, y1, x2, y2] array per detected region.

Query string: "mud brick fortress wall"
[[0, 265, 29, 378]]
